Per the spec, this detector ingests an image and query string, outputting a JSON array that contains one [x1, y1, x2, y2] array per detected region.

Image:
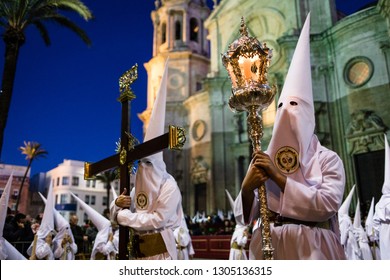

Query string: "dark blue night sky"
[[0, 0, 377, 176]]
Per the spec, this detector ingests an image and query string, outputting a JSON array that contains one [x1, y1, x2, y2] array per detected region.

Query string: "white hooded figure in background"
[[71, 193, 116, 260], [373, 134, 390, 259], [110, 185, 119, 253], [38, 192, 77, 260], [365, 197, 381, 259], [352, 198, 373, 260], [27, 182, 56, 260], [173, 214, 194, 260], [237, 14, 346, 259], [0, 174, 26, 260], [338, 185, 360, 259], [226, 189, 248, 260], [111, 59, 183, 260]]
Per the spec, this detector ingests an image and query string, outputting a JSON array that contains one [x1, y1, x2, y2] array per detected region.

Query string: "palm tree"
[[95, 169, 118, 213], [0, 0, 93, 158], [15, 141, 48, 212]]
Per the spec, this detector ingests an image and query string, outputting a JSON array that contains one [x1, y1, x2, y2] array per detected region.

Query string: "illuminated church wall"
[[143, 0, 390, 216]]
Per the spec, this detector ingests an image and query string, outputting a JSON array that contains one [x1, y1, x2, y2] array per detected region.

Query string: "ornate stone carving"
[[346, 109, 387, 154], [191, 156, 209, 184]]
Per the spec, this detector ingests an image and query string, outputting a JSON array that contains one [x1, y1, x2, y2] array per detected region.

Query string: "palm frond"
[[19, 141, 48, 160], [1, 0, 92, 44], [48, 14, 92, 46], [32, 21, 50, 45], [15, 0, 29, 25], [51, 0, 93, 21]]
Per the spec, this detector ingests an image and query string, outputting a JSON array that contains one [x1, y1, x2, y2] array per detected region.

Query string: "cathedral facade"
[[141, 0, 390, 217]]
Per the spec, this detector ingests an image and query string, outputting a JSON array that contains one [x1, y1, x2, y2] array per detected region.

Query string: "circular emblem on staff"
[[136, 192, 148, 210], [275, 146, 299, 174]]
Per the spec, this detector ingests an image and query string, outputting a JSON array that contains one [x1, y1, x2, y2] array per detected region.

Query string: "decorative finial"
[[239, 17, 249, 37], [118, 64, 138, 101]]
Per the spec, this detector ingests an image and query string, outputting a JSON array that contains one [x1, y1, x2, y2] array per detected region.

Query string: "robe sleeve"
[[175, 228, 190, 247], [35, 241, 52, 260], [280, 150, 345, 222], [110, 188, 136, 221], [117, 181, 181, 231], [95, 240, 116, 256], [234, 190, 260, 224]]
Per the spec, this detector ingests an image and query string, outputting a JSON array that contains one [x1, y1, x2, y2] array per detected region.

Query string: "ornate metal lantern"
[[222, 17, 276, 260]]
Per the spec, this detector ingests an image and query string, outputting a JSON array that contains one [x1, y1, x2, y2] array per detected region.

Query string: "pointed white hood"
[[225, 189, 235, 211], [217, 209, 224, 221], [338, 185, 356, 247], [135, 59, 170, 212], [365, 197, 377, 240], [38, 192, 74, 245], [70, 192, 110, 231], [264, 14, 323, 211], [36, 182, 55, 239], [192, 211, 200, 223], [374, 134, 390, 223], [3, 239, 26, 260], [338, 185, 356, 218], [111, 185, 118, 201], [353, 198, 373, 260], [70, 192, 111, 259], [353, 198, 361, 229], [1, 174, 14, 260], [0, 173, 13, 237], [225, 189, 245, 226]]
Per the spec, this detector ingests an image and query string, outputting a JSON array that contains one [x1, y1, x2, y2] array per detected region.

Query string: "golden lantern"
[[222, 17, 276, 260]]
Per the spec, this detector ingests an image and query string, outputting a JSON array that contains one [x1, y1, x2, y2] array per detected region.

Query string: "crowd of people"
[[1, 207, 243, 259], [0, 203, 385, 260], [2, 209, 105, 258], [3, 211, 36, 258]]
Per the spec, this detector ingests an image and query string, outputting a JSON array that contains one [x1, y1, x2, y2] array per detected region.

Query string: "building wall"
[[45, 159, 120, 225], [0, 163, 30, 214], [144, 0, 389, 217], [142, 0, 211, 215]]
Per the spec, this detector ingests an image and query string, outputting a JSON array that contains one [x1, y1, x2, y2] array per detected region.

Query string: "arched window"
[[161, 22, 166, 43], [190, 18, 199, 42], [175, 20, 182, 40]]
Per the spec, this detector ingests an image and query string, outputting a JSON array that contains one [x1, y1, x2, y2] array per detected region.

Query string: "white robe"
[[365, 228, 381, 260], [111, 177, 182, 260], [0, 238, 26, 260], [238, 146, 346, 260], [229, 225, 248, 260], [53, 228, 77, 260], [173, 219, 194, 260], [34, 238, 54, 260], [0, 238, 7, 260], [373, 194, 390, 260], [90, 227, 117, 260], [353, 226, 373, 260], [339, 216, 360, 260], [107, 229, 119, 260]]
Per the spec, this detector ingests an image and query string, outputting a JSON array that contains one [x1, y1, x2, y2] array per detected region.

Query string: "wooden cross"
[[84, 64, 185, 259]]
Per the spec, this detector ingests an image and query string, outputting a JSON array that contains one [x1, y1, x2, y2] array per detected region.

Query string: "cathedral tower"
[[140, 0, 211, 215]]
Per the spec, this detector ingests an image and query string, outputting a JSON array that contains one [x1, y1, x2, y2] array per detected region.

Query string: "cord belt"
[[130, 232, 167, 258], [231, 241, 243, 250], [176, 244, 187, 250]]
